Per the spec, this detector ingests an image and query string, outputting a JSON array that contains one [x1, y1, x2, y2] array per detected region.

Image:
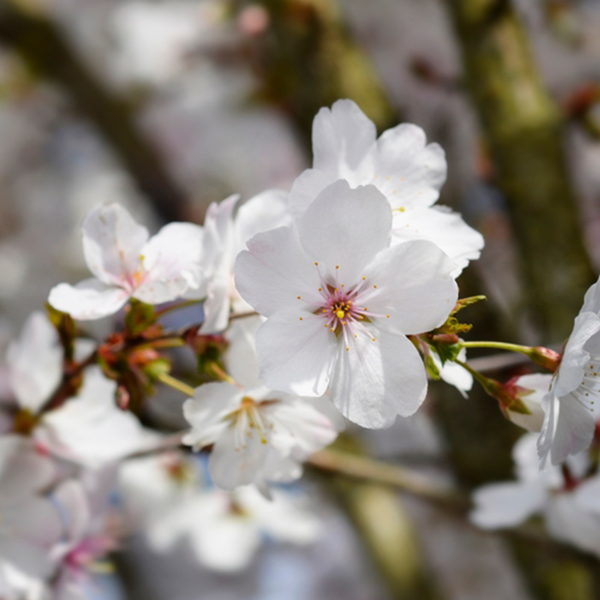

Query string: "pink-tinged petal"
[[392, 205, 484, 275], [298, 181, 392, 283], [538, 391, 596, 468], [82, 203, 148, 286], [289, 169, 335, 220], [48, 279, 129, 321], [555, 312, 600, 397], [135, 222, 204, 304], [373, 123, 447, 209], [545, 495, 600, 558], [255, 309, 337, 397], [235, 227, 322, 317], [199, 267, 232, 334], [360, 240, 458, 336], [7, 312, 62, 413], [470, 482, 547, 529], [312, 99, 376, 180], [235, 189, 291, 253], [330, 329, 427, 428], [209, 421, 270, 490], [182, 382, 243, 450]]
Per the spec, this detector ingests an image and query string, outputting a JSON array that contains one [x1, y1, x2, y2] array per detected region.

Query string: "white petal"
[[7, 313, 62, 413], [182, 382, 243, 450], [41, 367, 152, 466], [289, 168, 335, 220], [545, 495, 600, 558], [52, 480, 90, 544], [235, 226, 323, 317], [298, 180, 392, 284], [235, 189, 291, 252], [0, 539, 55, 579], [555, 312, 600, 397], [312, 99, 376, 181], [470, 482, 547, 529], [2, 497, 62, 549], [224, 316, 263, 390], [392, 206, 483, 275], [360, 240, 458, 336], [508, 373, 550, 432], [134, 222, 204, 304], [209, 421, 269, 490], [571, 476, 600, 515], [581, 275, 600, 314], [265, 398, 340, 457], [373, 123, 447, 209], [434, 349, 473, 398], [255, 309, 337, 397], [538, 390, 596, 468], [48, 279, 129, 321], [330, 329, 427, 428], [82, 203, 148, 286], [199, 268, 233, 334]]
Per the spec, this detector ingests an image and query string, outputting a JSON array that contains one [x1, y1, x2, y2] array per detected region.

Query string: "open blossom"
[[538, 276, 600, 467], [289, 99, 484, 274], [471, 433, 600, 557], [235, 180, 458, 428], [119, 454, 320, 573], [185, 189, 290, 334], [0, 436, 62, 580], [48, 203, 203, 320], [182, 317, 342, 493]]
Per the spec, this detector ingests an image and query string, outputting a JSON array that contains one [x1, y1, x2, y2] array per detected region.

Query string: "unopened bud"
[[529, 346, 561, 372]]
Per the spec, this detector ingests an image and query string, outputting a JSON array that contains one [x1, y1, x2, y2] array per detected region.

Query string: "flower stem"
[[459, 341, 534, 354], [458, 341, 561, 371], [208, 363, 235, 384], [228, 311, 259, 321], [155, 299, 202, 318], [156, 372, 195, 397]]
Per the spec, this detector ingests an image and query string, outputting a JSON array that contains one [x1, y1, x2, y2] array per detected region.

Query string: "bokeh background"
[[2, 0, 600, 598]]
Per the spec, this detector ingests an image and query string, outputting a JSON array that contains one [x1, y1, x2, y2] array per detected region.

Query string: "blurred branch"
[[0, 1, 188, 222], [247, 0, 396, 144], [446, 0, 596, 343]]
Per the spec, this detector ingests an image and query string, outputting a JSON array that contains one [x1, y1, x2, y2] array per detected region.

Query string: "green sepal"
[[125, 299, 157, 336], [435, 342, 462, 365], [45, 302, 77, 361], [143, 357, 171, 382], [424, 354, 441, 380]]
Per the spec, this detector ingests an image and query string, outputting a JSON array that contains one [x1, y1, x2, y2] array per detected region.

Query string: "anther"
[[318, 288, 322, 292], [314, 262, 319, 266], [373, 285, 377, 289], [297, 296, 301, 299], [371, 338, 376, 342], [362, 276, 366, 280], [335, 265, 339, 270], [336, 310, 345, 319], [299, 317, 303, 321], [345, 347, 349, 351], [386, 315, 390, 318]]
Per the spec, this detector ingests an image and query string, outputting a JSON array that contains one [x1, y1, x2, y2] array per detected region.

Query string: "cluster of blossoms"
[[5, 98, 600, 595]]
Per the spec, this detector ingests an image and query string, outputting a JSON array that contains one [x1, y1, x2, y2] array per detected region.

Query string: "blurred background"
[[2, 0, 600, 598]]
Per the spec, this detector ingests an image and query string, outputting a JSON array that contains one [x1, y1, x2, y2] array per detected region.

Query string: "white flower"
[[471, 433, 600, 557], [289, 99, 484, 274], [48, 203, 204, 320], [185, 190, 291, 334], [119, 454, 320, 573], [430, 346, 473, 398], [0, 436, 62, 580], [538, 277, 600, 467], [183, 315, 341, 492], [4, 312, 153, 467], [235, 180, 458, 428]]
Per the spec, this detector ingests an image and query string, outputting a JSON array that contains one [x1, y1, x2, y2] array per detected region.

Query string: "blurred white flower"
[[0, 436, 62, 580], [4, 312, 153, 467], [538, 276, 600, 467], [185, 189, 291, 334], [471, 433, 600, 557], [506, 373, 549, 432], [48, 203, 204, 320], [289, 99, 484, 275], [235, 180, 458, 428], [119, 454, 321, 573]]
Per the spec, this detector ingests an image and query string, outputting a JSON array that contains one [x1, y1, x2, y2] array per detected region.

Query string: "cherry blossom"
[[0, 436, 62, 580], [185, 189, 290, 334], [538, 277, 600, 467], [471, 433, 600, 557], [119, 454, 320, 573], [235, 180, 458, 428], [48, 203, 204, 320], [289, 99, 484, 274], [182, 317, 342, 492], [505, 373, 549, 432]]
